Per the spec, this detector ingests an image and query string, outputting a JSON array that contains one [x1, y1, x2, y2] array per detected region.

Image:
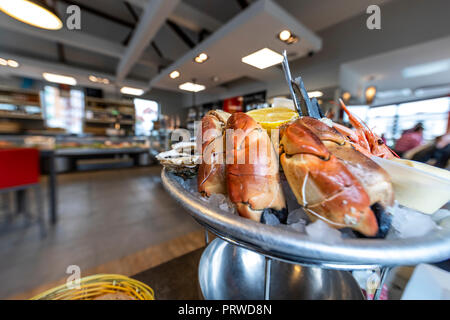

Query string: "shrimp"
[[338, 99, 398, 159]]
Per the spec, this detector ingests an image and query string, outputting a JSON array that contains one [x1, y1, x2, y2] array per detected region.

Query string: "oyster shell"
[[156, 143, 199, 179]]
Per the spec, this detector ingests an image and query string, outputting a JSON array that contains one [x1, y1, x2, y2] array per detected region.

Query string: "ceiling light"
[[0, 58, 7, 66], [7, 59, 19, 68], [241, 48, 283, 70], [278, 29, 298, 44], [120, 86, 144, 96], [342, 91, 351, 102], [89, 75, 110, 84], [179, 82, 205, 92], [43, 72, 77, 85], [0, 0, 63, 30], [308, 91, 323, 98], [194, 53, 208, 64], [169, 70, 180, 79], [279, 30, 291, 41], [365, 86, 377, 104]]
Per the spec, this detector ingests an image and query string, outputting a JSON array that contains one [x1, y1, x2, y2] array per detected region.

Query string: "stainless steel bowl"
[[162, 169, 450, 269], [199, 238, 364, 300]]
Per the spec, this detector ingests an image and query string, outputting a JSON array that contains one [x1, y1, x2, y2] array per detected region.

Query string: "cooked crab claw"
[[198, 110, 231, 196], [298, 116, 395, 210], [225, 113, 287, 223], [280, 118, 379, 237]]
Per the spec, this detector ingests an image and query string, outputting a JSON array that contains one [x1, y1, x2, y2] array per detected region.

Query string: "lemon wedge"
[[246, 107, 299, 133]]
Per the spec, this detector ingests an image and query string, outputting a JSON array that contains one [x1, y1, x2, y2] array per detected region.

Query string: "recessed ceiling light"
[[241, 48, 283, 70], [7, 59, 19, 68], [179, 82, 205, 92], [278, 29, 298, 44], [194, 53, 208, 64], [0, 58, 8, 66], [279, 30, 291, 41], [120, 86, 144, 96], [89, 75, 110, 84], [0, 0, 63, 30], [308, 91, 323, 98], [43, 72, 77, 85], [169, 70, 180, 79]]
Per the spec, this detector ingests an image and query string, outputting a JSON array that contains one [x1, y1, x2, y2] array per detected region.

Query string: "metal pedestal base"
[[199, 238, 364, 300]]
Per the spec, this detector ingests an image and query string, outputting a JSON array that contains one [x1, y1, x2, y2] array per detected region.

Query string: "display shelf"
[[83, 96, 136, 136], [0, 87, 44, 134], [0, 112, 43, 120]]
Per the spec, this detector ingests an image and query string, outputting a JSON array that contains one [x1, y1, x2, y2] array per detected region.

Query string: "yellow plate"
[[246, 107, 299, 133]]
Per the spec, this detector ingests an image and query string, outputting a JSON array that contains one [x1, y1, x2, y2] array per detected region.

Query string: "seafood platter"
[[157, 52, 450, 299]]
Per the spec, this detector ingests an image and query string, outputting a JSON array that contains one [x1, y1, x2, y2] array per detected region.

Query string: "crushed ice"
[[172, 173, 446, 241], [387, 204, 441, 239], [305, 220, 343, 243]]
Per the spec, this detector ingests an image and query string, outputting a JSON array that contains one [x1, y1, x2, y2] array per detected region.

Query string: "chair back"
[[0, 148, 40, 189]]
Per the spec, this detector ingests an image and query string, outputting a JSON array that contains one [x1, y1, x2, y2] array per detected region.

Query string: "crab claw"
[[280, 118, 379, 236], [198, 110, 231, 196], [226, 113, 287, 223]]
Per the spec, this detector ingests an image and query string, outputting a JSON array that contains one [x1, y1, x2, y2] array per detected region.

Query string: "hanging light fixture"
[[0, 0, 63, 30], [365, 86, 377, 104], [342, 91, 351, 103]]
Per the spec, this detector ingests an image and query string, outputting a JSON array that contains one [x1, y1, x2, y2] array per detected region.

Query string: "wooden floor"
[[0, 166, 203, 299]]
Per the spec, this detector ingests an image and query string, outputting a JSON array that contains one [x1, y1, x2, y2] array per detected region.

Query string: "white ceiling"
[[340, 35, 450, 104], [0, 0, 396, 95], [278, 0, 393, 32], [150, 0, 322, 93]]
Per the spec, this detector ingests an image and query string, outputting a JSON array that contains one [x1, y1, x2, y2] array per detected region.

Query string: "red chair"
[[0, 148, 45, 234]]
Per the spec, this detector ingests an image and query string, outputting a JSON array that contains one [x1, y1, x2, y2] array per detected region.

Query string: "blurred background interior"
[[0, 0, 449, 299]]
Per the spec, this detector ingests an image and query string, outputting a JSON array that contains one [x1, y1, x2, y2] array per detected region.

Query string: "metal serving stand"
[[161, 168, 450, 300]]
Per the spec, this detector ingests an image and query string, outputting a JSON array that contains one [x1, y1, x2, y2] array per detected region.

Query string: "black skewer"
[[281, 50, 303, 116], [281, 50, 323, 119], [310, 97, 324, 118]]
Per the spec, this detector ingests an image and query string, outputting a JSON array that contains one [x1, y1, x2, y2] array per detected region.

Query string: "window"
[[42, 86, 84, 134], [366, 105, 397, 142], [344, 97, 449, 146], [134, 98, 159, 136], [396, 97, 449, 140]]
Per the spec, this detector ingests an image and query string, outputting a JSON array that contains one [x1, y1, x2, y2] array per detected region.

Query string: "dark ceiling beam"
[[57, 43, 66, 63], [124, 1, 139, 21], [236, 0, 249, 9], [166, 20, 195, 49], [198, 28, 210, 42], [151, 42, 163, 59], [61, 0, 193, 56], [122, 1, 165, 64], [122, 1, 139, 45]]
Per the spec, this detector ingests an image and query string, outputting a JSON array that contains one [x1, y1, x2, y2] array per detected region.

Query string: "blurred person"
[[394, 123, 424, 157], [407, 133, 450, 169], [433, 133, 450, 168]]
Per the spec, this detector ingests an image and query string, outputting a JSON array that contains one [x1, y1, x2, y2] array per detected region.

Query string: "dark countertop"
[[132, 247, 205, 300]]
